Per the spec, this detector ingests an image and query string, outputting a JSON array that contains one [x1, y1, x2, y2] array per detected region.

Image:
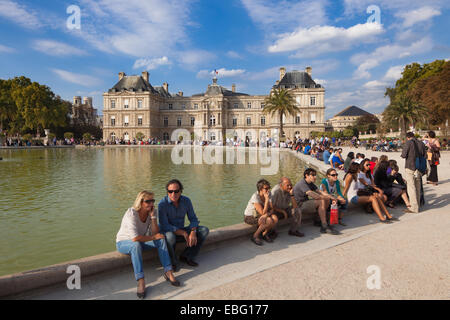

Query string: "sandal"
[[251, 236, 263, 246], [262, 234, 273, 243]]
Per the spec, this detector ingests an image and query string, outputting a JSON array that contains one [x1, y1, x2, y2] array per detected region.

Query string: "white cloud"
[[383, 65, 404, 81], [177, 50, 216, 69], [32, 40, 87, 56], [396, 6, 441, 28], [197, 68, 246, 79], [314, 79, 327, 86], [133, 56, 171, 70], [343, 0, 448, 16], [0, 0, 42, 29], [241, 0, 328, 31], [226, 51, 243, 59], [51, 69, 101, 87], [351, 37, 432, 79], [363, 80, 388, 88], [0, 44, 14, 53], [268, 23, 384, 57]]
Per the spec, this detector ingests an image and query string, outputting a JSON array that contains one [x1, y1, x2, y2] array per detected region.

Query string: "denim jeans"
[[164, 226, 209, 267], [116, 239, 173, 281]]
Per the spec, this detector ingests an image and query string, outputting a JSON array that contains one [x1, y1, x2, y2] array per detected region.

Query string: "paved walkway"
[[13, 149, 450, 300]]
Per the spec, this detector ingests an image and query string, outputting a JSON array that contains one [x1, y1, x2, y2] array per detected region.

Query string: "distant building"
[[102, 67, 326, 142], [328, 105, 374, 131], [71, 96, 99, 126]]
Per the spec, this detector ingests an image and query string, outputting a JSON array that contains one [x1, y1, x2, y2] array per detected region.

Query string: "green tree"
[[64, 132, 74, 140], [82, 132, 92, 142], [382, 94, 427, 138], [136, 132, 145, 141], [0, 79, 17, 132], [263, 88, 299, 139]]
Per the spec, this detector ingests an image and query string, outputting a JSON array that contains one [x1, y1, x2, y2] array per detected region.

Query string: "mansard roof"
[[108, 75, 163, 95], [275, 71, 322, 89], [192, 78, 249, 97], [333, 105, 373, 117]]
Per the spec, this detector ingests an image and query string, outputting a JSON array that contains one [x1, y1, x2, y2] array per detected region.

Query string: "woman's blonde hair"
[[132, 191, 154, 211]]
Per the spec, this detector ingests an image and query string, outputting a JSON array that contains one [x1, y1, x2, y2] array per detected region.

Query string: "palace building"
[[102, 67, 326, 143]]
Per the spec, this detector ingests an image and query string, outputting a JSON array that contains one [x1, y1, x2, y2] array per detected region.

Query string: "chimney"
[[163, 82, 169, 93], [178, 91, 183, 97], [119, 72, 126, 80], [141, 71, 149, 82], [305, 66, 312, 77], [279, 67, 286, 81], [232, 84, 236, 93]]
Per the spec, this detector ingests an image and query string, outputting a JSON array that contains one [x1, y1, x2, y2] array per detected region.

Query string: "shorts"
[[300, 199, 318, 214], [274, 209, 293, 220], [350, 196, 359, 205]]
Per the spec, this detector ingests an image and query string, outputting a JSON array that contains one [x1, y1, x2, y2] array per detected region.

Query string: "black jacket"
[[401, 138, 426, 171]]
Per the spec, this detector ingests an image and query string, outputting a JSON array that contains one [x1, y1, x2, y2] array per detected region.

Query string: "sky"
[[0, 0, 449, 119]]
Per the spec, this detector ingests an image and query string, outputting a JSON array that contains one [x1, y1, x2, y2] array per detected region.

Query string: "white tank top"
[[345, 175, 359, 200]]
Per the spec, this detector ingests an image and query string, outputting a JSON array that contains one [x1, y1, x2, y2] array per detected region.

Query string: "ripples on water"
[[0, 147, 320, 276]]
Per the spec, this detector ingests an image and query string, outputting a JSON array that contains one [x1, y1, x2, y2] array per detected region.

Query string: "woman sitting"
[[116, 191, 180, 299], [344, 152, 355, 172], [358, 159, 387, 203], [343, 163, 397, 223], [244, 179, 278, 245], [320, 168, 347, 226], [374, 161, 411, 209]]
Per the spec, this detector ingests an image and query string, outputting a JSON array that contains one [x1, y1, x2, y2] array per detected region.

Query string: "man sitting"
[[323, 148, 332, 165], [293, 168, 340, 235], [271, 177, 304, 237], [158, 179, 209, 270]]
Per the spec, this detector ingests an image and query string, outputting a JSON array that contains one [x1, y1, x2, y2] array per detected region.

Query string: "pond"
[[0, 147, 320, 276]]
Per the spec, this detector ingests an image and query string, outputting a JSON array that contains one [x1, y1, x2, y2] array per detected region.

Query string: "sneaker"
[[326, 225, 341, 235], [320, 226, 327, 234], [338, 219, 347, 226]]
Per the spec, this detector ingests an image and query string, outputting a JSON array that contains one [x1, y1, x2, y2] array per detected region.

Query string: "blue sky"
[[0, 0, 448, 119]]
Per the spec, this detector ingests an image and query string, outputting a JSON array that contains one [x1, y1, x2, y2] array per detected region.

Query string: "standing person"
[[116, 191, 180, 299], [158, 179, 209, 270], [401, 132, 427, 213], [271, 177, 304, 237], [244, 179, 278, 245], [426, 130, 440, 186], [293, 168, 340, 235]]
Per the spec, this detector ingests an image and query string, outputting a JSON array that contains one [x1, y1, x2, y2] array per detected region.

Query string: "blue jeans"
[[165, 226, 209, 267], [116, 239, 173, 281]]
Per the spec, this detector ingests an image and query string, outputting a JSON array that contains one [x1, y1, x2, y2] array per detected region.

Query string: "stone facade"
[[102, 68, 326, 143], [328, 105, 374, 131], [71, 96, 100, 126]]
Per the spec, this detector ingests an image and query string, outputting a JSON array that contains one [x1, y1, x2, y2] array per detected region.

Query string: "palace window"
[[138, 100, 143, 109], [247, 102, 252, 109], [261, 103, 265, 109], [246, 116, 251, 126], [232, 117, 237, 127], [310, 113, 316, 124], [261, 116, 266, 126], [191, 117, 195, 126], [124, 115, 129, 126], [177, 117, 182, 127], [169, 104, 173, 110], [182, 104, 186, 110], [163, 132, 169, 141], [124, 99, 129, 109], [110, 116, 115, 126], [209, 115, 216, 126], [310, 96, 316, 106], [295, 115, 301, 124], [111, 100, 116, 109], [110, 132, 116, 140], [138, 116, 143, 126], [194, 103, 199, 109], [164, 116, 168, 127]]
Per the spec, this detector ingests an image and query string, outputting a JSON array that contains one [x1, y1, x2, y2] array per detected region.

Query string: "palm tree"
[[382, 93, 427, 138], [263, 87, 299, 139]]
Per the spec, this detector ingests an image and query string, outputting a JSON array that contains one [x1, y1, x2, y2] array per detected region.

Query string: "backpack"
[[413, 139, 427, 175]]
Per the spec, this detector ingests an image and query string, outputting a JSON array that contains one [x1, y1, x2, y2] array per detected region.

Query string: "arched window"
[[124, 132, 129, 141], [110, 132, 116, 140]]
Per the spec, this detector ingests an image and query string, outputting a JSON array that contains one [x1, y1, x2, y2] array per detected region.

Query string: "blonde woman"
[[116, 191, 180, 299]]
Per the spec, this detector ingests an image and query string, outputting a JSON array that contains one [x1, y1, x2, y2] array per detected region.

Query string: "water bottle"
[[330, 202, 339, 225]]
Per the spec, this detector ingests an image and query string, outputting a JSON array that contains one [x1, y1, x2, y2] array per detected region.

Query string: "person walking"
[[401, 132, 426, 213], [426, 131, 440, 186]]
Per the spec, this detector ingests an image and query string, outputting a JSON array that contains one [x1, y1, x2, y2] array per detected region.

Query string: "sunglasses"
[[143, 199, 155, 204], [329, 174, 338, 177], [168, 189, 181, 194]]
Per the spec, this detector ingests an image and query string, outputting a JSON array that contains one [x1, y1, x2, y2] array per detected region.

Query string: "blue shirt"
[[303, 145, 311, 155], [323, 150, 331, 164], [158, 195, 199, 233]]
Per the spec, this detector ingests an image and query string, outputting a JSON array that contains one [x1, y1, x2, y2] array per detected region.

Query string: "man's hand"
[[153, 233, 165, 241], [188, 230, 197, 247], [282, 210, 288, 220]]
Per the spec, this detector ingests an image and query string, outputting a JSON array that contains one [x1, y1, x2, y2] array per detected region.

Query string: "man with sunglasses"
[[293, 168, 340, 235], [158, 179, 209, 270]]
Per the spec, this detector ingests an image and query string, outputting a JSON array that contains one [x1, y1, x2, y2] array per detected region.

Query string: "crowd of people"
[[113, 130, 442, 299]]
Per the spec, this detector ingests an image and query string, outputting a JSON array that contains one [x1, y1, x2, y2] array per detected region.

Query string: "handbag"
[[357, 185, 377, 197]]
